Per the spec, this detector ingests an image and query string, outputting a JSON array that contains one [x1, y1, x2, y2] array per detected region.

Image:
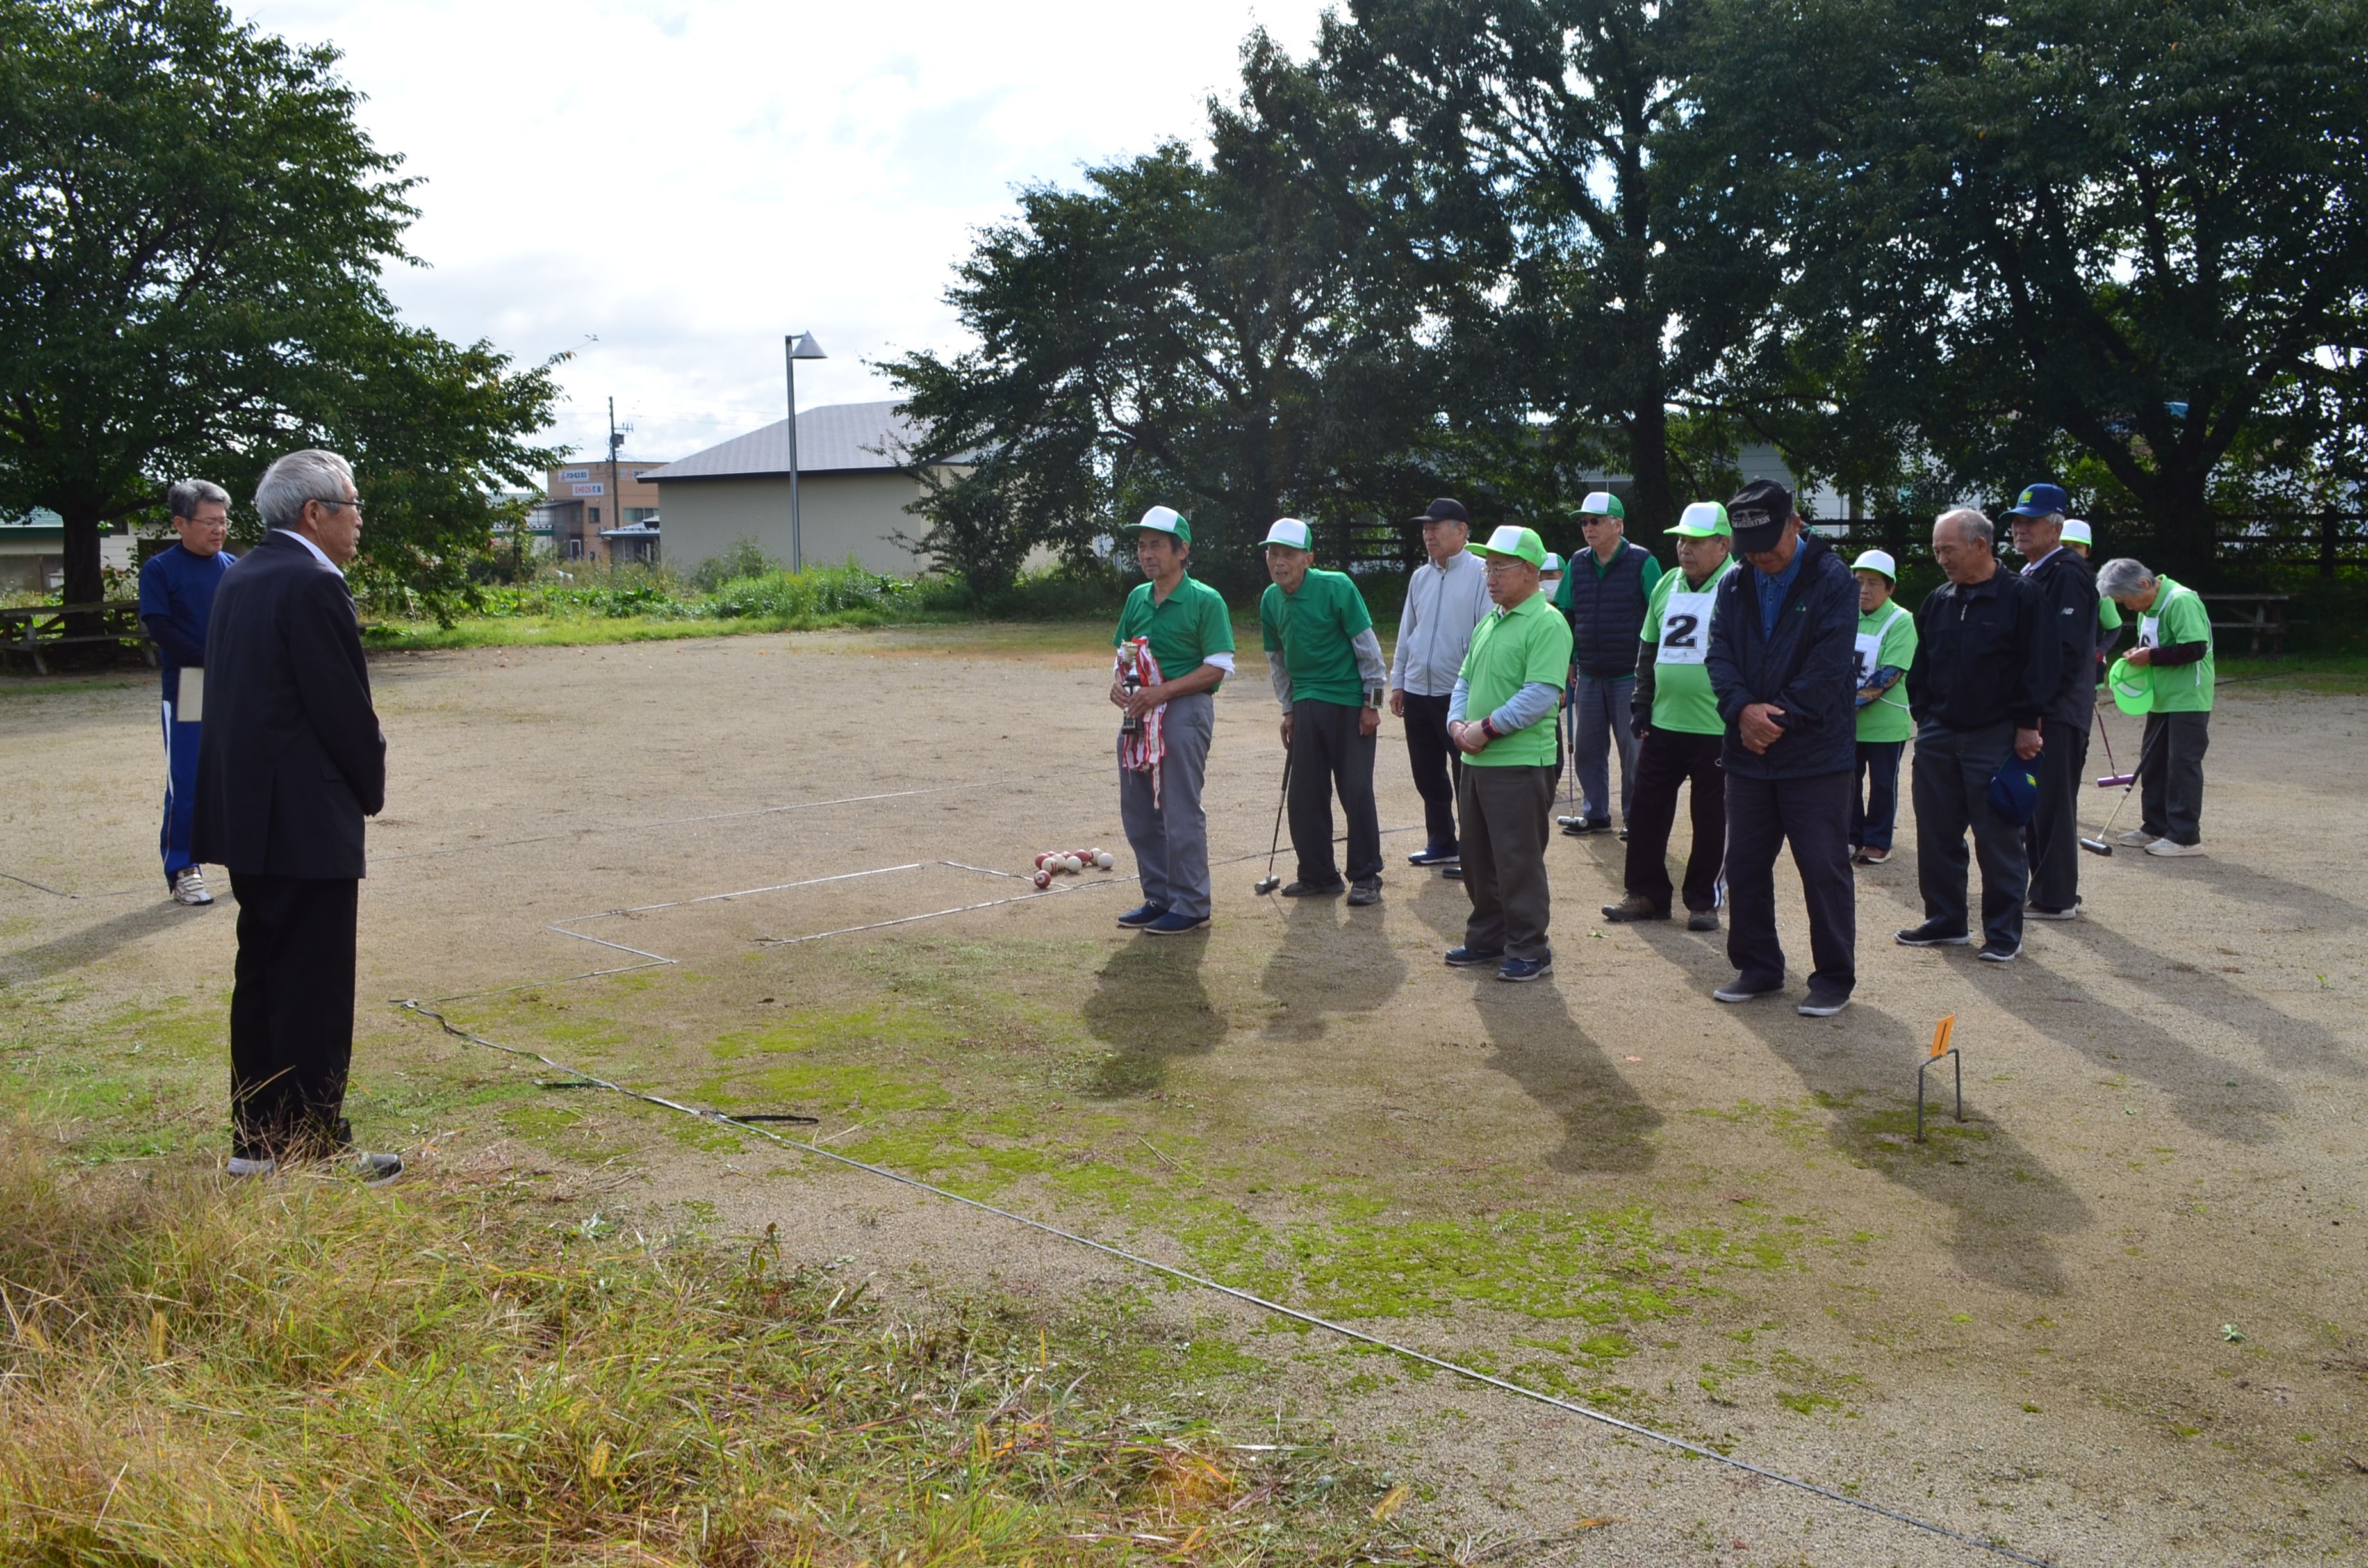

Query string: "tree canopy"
[[0, 0, 557, 614], [898, 0, 2367, 591]]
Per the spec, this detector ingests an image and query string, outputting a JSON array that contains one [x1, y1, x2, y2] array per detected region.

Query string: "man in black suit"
[[192, 448, 399, 1181], [2006, 484, 2100, 919]]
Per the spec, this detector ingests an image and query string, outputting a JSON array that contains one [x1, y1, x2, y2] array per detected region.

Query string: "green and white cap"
[[1471, 524, 1546, 567], [1260, 517, 1315, 551], [1122, 505, 1191, 544], [2061, 518, 2093, 546], [1850, 548, 1898, 581], [2107, 656, 2152, 717], [1668, 502, 1731, 538], [1575, 491, 1625, 520], [1539, 551, 1565, 574]]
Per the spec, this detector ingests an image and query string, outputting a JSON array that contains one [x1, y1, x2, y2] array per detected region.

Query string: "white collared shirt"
[[272, 527, 341, 573], [2019, 544, 2063, 575], [1388, 548, 1492, 696]]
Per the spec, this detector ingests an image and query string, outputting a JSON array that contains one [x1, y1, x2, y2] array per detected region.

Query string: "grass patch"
[[0, 1122, 1437, 1565]]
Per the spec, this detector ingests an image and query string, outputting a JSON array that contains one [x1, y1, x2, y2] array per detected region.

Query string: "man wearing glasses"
[[138, 478, 237, 905], [193, 450, 400, 1184], [1554, 491, 1661, 840]]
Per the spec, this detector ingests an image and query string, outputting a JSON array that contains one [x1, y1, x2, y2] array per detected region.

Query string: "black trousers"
[[1400, 690, 1461, 854], [1459, 763, 1556, 960], [1724, 769, 1855, 996], [1912, 722, 2027, 949], [1624, 728, 1725, 913], [227, 872, 359, 1160], [2141, 710, 2210, 845], [1288, 698, 1382, 885], [2025, 715, 2089, 911], [1851, 740, 1905, 851]]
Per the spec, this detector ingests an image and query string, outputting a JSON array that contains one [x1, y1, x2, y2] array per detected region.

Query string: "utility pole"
[[607, 395, 621, 566]]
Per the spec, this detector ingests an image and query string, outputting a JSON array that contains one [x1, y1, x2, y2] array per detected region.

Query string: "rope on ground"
[[393, 998, 2068, 1568]]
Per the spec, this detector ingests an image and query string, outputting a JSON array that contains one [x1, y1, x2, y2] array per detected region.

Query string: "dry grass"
[[0, 1123, 1430, 1566]]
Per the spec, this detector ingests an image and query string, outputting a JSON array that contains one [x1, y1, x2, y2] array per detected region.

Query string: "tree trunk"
[[1628, 391, 1675, 544], [60, 509, 109, 639], [2147, 468, 2219, 586]]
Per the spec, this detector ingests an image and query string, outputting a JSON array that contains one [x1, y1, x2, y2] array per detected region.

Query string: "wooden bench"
[[2196, 592, 2303, 657], [0, 600, 158, 676]]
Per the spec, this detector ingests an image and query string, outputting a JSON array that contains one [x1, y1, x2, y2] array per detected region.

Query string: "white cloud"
[[240, 0, 1331, 467]]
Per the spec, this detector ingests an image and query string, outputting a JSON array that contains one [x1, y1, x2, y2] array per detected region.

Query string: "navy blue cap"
[[1987, 750, 2044, 826], [2007, 483, 2069, 518]]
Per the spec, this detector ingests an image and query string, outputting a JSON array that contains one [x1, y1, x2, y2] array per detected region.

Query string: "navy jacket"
[[1705, 532, 1860, 779], [1561, 539, 1657, 676], [2021, 547, 2098, 724], [137, 543, 236, 708], [191, 531, 385, 879]]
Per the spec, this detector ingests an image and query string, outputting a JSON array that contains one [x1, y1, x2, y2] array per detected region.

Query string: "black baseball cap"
[[1726, 478, 1795, 553], [1408, 498, 1470, 525]]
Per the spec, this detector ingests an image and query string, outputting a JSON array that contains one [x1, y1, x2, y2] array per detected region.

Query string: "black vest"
[[1568, 541, 1655, 675]]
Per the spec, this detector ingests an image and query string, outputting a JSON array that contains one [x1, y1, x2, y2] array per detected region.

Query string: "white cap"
[[2061, 518, 2093, 546], [1850, 548, 1898, 582], [1130, 505, 1188, 539], [1539, 551, 1564, 575], [1260, 517, 1315, 551]]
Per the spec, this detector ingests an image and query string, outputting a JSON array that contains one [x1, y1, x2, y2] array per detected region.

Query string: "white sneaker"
[[2145, 838, 2205, 858], [170, 867, 214, 905], [2114, 830, 2154, 847]]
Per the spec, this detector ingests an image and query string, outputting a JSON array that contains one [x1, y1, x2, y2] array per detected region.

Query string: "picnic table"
[[0, 600, 157, 675], [2196, 592, 2303, 657]]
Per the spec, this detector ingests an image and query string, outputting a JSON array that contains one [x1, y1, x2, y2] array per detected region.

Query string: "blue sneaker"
[[1444, 946, 1504, 968], [1497, 956, 1553, 983], [1407, 845, 1459, 867], [1142, 910, 1211, 936], [1116, 903, 1169, 929]]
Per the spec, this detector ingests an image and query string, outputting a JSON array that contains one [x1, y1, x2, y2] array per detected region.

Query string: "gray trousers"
[[1118, 691, 1215, 920], [2140, 710, 2210, 845], [1572, 672, 1641, 823], [1458, 762, 1556, 960], [1913, 721, 2028, 949]]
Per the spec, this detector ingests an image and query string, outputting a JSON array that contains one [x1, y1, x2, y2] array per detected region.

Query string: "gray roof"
[[641, 400, 924, 483]]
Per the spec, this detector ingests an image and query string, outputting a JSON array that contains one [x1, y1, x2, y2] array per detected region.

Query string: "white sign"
[[557, 468, 591, 482], [571, 482, 606, 497]]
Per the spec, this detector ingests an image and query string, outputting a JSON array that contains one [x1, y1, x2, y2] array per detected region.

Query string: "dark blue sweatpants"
[[160, 704, 201, 884]]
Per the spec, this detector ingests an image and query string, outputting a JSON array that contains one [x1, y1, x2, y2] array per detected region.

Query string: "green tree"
[[1322, 0, 1772, 538], [0, 0, 557, 619], [884, 37, 1440, 598], [1697, 0, 2368, 576]]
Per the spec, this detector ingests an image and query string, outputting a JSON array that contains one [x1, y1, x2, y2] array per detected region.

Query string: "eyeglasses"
[[314, 496, 363, 516]]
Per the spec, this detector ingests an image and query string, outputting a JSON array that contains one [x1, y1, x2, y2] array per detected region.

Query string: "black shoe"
[[1407, 845, 1459, 867], [1444, 945, 1504, 968], [1441, 863, 1463, 879], [1600, 894, 1669, 923], [1558, 817, 1611, 837], [1686, 910, 1720, 933], [1713, 976, 1785, 1004], [1347, 877, 1382, 906], [1280, 879, 1344, 898], [1116, 902, 1169, 929], [349, 1151, 404, 1185], [2027, 904, 2079, 921], [1977, 939, 2021, 963], [1797, 990, 1852, 1018], [1894, 920, 1971, 948]]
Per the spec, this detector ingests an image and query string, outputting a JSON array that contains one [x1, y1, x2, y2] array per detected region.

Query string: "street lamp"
[[784, 331, 828, 571]]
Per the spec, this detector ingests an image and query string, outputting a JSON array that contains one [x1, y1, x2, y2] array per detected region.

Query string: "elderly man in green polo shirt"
[[1445, 525, 1576, 983], [1260, 518, 1390, 905], [1110, 506, 1237, 934]]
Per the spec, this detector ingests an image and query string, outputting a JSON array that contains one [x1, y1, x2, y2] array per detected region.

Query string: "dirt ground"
[[4, 626, 2365, 1566]]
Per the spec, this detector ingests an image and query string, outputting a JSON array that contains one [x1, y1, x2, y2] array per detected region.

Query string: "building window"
[[589, 507, 601, 526]]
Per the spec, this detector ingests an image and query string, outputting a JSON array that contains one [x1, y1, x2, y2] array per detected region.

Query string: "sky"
[[240, 0, 1335, 474]]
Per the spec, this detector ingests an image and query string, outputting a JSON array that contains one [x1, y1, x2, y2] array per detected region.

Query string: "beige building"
[[534, 460, 666, 563], [644, 401, 948, 576]]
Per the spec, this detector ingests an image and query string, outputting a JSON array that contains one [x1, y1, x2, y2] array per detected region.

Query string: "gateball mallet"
[[1254, 754, 1293, 895], [2080, 717, 2164, 856]]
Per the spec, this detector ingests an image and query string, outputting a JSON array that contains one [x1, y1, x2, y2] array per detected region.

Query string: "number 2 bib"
[[1658, 591, 1714, 666]]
